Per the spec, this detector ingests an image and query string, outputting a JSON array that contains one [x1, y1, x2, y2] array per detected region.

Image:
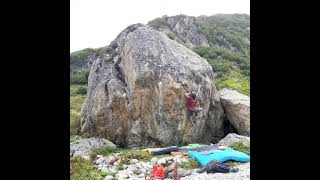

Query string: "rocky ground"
[[180, 163, 250, 180], [70, 133, 250, 180], [95, 155, 249, 180]]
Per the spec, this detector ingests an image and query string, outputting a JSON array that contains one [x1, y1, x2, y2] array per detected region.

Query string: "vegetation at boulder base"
[[70, 85, 86, 136], [70, 156, 104, 180]]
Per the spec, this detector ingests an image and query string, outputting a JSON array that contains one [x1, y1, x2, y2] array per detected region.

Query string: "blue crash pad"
[[188, 148, 250, 166]]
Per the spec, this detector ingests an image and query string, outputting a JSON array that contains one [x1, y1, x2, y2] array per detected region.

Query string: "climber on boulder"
[[185, 91, 202, 117]]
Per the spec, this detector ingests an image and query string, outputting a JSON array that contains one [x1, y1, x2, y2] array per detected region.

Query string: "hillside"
[[70, 48, 101, 84], [148, 14, 250, 95]]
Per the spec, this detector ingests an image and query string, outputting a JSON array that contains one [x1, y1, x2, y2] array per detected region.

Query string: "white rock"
[[97, 155, 104, 159], [129, 159, 139, 164], [101, 166, 109, 173], [95, 157, 105, 164], [157, 158, 167, 165], [117, 174, 129, 179], [72, 151, 83, 157], [135, 163, 143, 169], [150, 157, 158, 166], [104, 175, 114, 180], [138, 173, 145, 178], [165, 157, 174, 161], [81, 155, 90, 160], [114, 160, 119, 166], [217, 133, 250, 147], [142, 163, 153, 170]]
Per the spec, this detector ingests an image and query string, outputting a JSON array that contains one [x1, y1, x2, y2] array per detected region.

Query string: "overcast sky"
[[70, 0, 250, 53]]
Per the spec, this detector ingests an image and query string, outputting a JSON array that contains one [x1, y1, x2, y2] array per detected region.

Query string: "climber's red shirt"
[[186, 96, 197, 112]]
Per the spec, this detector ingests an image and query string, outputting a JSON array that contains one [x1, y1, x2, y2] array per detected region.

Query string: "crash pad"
[[181, 144, 203, 149], [188, 148, 250, 166], [141, 148, 162, 154], [151, 146, 179, 155], [178, 145, 219, 152]]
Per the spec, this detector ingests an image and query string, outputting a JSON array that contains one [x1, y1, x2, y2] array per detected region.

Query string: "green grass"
[[100, 172, 116, 178], [230, 142, 250, 155], [90, 147, 120, 161], [216, 76, 250, 95], [224, 161, 242, 166], [117, 161, 125, 171], [180, 158, 201, 169], [119, 150, 153, 164], [70, 135, 81, 143], [70, 156, 103, 180], [70, 84, 88, 96], [70, 85, 86, 136]]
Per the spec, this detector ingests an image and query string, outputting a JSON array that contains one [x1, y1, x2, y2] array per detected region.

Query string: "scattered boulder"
[[218, 133, 250, 147], [70, 137, 116, 158], [219, 88, 250, 136], [166, 168, 192, 178]]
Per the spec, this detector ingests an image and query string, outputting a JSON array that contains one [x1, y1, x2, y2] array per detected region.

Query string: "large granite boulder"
[[80, 24, 225, 147]]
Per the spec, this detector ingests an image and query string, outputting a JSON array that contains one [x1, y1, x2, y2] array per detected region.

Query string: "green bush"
[[70, 156, 103, 180]]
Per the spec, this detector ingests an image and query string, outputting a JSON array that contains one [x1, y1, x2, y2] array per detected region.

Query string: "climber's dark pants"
[[188, 108, 201, 116]]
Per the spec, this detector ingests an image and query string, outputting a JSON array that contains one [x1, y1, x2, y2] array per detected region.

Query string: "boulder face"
[[81, 24, 225, 148], [219, 89, 250, 136]]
